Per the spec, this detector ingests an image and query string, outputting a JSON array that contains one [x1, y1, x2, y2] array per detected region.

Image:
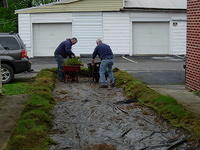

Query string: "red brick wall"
[[186, 0, 200, 90]]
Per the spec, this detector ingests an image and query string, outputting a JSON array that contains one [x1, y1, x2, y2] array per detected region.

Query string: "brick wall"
[[186, 0, 200, 90]]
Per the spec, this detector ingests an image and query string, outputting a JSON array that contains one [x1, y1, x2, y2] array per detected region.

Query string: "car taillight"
[[20, 50, 28, 58]]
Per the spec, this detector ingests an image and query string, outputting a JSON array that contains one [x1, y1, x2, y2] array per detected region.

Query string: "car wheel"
[[1, 64, 14, 84]]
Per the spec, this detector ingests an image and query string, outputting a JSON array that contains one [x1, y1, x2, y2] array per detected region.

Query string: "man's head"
[[96, 39, 102, 45], [70, 37, 78, 45]]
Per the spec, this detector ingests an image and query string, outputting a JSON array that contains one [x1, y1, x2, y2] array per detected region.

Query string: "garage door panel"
[[33, 23, 72, 57], [133, 22, 169, 55]]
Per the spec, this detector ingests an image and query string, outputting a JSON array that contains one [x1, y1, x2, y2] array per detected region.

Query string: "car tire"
[[1, 64, 14, 84]]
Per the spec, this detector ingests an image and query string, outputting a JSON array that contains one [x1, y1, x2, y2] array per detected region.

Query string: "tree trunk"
[[3, 0, 8, 8]]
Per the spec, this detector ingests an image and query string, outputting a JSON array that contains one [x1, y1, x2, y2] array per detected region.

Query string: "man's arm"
[[92, 47, 98, 59], [92, 47, 98, 64], [65, 42, 75, 58]]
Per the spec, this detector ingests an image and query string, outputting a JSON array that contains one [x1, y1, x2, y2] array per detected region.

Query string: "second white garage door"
[[133, 22, 169, 55], [33, 23, 72, 57]]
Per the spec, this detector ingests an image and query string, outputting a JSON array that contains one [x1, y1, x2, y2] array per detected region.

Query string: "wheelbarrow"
[[87, 62, 101, 83], [62, 65, 81, 82], [87, 62, 108, 83]]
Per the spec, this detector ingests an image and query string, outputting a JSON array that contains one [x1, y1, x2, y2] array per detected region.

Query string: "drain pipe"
[[122, 56, 138, 64]]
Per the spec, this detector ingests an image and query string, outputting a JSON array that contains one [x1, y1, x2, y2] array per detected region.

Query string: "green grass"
[[6, 68, 56, 150], [2, 82, 30, 95], [194, 91, 200, 97], [114, 70, 200, 141]]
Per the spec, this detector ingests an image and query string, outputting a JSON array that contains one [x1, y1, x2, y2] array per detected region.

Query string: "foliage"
[[0, 0, 57, 32], [114, 70, 200, 141], [0, 7, 17, 32], [80, 67, 90, 77], [63, 57, 82, 66], [2, 81, 31, 95], [6, 69, 56, 150]]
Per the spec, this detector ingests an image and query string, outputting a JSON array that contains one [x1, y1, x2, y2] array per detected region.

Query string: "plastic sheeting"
[[49, 79, 194, 150]]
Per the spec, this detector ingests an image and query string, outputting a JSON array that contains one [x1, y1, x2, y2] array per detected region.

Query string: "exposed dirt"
[[49, 78, 198, 150], [0, 95, 28, 150]]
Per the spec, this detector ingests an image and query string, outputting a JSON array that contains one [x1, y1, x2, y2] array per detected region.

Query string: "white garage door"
[[33, 23, 72, 57], [133, 22, 169, 55]]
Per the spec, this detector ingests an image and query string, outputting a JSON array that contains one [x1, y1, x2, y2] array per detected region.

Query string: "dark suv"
[[0, 33, 31, 84]]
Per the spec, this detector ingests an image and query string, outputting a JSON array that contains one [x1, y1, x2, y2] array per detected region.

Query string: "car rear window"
[[0, 37, 20, 50]]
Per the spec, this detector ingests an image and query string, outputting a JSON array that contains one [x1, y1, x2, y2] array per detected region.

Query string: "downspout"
[[123, 0, 127, 8], [0, 59, 2, 95]]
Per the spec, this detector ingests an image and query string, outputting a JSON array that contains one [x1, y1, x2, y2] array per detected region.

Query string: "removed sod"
[[6, 68, 200, 150], [114, 70, 200, 141], [6, 69, 56, 150]]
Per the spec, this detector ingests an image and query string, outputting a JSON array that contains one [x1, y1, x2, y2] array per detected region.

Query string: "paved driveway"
[[81, 56, 185, 85], [15, 56, 185, 85], [120, 56, 185, 85]]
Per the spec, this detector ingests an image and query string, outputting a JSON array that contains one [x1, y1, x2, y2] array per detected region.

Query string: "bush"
[[63, 57, 82, 66]]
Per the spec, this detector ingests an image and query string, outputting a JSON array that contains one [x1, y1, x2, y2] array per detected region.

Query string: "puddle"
[[49, 79, 198, 150]]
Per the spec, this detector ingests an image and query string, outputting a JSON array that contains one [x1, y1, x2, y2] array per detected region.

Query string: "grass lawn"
[[2, 81, 31, 96], [194, 91, 200, 97]]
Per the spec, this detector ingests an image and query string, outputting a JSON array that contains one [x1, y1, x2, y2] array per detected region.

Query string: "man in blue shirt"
[[92, 39, 114, 88], [54, 37, 77, 81]]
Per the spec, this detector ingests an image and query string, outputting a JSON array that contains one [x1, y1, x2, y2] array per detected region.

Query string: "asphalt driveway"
[[81, 56, 185, 85], [15, 56, 185, 85], [121, 56, 185, 85]]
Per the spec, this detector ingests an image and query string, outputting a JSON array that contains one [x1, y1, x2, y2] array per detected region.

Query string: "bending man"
[[54, 37, 78, 81], [92, 39, 114, 88]]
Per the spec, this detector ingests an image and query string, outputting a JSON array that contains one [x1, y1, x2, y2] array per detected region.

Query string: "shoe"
[[99, 85, 108, 88]]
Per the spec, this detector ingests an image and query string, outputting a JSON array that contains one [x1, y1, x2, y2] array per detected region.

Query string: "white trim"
[[30, 20, 33, 58], [171, 17, 187, 21], [169, 20, 173, 55], [129, 15, 133, 56], [31, 13, 72, 23], [131, 17, 171, 22]]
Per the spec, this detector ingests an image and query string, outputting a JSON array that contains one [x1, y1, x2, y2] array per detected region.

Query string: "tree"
[[0, 0, 57, 32], [1, 0, 8, 8]]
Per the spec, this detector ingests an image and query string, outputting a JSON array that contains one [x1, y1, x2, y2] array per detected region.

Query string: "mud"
[[49, 79, 198, 150]]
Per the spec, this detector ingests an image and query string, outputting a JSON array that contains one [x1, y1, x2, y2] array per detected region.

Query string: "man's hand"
[[72, 54, 76, 58]]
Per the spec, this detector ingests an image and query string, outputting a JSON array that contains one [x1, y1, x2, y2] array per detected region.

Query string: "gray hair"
[[96, 39, 102, 44]]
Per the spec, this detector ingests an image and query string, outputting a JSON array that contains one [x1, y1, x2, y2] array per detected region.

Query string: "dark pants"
[[55, 54, 64, 80]]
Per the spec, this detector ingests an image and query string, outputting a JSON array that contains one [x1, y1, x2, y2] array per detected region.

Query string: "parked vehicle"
[[0, 33, 32, 84]]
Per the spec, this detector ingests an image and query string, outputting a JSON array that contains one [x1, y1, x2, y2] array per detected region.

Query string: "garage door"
[[33, 23, 72, 57], [133, 22, 169, 55]]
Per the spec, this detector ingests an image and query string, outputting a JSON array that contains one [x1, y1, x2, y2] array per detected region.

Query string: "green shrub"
[[63, 57, 82, 66]]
